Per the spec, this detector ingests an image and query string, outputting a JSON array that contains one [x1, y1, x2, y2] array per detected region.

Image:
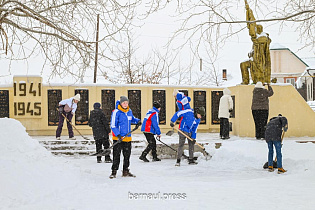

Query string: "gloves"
[[170, 122, 175, 127], [137, 121, 142, 126], [192, 139, 196, 144], [117, 134, 123, 143], [58, 106, 64, 113]]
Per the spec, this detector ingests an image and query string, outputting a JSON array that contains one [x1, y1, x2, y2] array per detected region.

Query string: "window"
[[47, 90, 62, 126], [128, 90, 141, 120], [0, 90, 9, 118], [101, 90, 115, 122], [75, 89, 89, 125], [286, 78, 295, 86], [153, 90, 166, 125], [211, 91, 222, 124], [194, 91, 206, 124]]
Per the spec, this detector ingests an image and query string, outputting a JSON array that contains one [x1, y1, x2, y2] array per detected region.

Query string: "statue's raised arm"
[[245, 0, 256, 38]]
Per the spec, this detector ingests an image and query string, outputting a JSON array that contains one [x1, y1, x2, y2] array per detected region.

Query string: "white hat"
[[74, 94, 80, 101], [173, 89, 179, 97], [255, 82, 263, 88]]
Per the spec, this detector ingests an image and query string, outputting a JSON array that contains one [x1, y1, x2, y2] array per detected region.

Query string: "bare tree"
[[0, 0, 138, 81], [142, 0, 315, 56]]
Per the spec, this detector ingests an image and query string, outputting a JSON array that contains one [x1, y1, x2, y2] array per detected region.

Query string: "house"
[[270, 43, 309, 85]]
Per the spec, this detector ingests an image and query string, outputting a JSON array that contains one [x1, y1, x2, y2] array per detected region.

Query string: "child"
[[109, 96, 141, 178], [139, 101, 162, 162], [265, 114, 288, 174], [88, 102, 111, 163], [170, 107, 205, 166]]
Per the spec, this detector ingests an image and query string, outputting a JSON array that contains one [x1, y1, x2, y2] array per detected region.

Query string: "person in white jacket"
[[218, 88, 233, 139], [56, 94, 80, 140]]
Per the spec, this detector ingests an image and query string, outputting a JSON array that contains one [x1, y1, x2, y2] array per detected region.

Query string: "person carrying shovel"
[[170, 107, 205, 166], [109, 96, 141, 179]]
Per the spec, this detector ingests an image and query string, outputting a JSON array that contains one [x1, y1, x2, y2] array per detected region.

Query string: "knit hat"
[[255, 82, 263, 88], [173, 89, 179, 97], [93, 102, 101, 109], [196, 107, 206, 117], [153, 101, 161, 109], [73, 94, 80, 101], [120, 96, 129, 103]]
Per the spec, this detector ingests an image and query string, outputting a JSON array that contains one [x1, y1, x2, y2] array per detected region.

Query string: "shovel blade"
[[166, 129, 174, 136], [101, 149, 111, 156], [202, 150, 212, 161]]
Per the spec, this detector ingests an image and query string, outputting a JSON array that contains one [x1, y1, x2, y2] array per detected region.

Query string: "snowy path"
[[1, 119, 315, 210]]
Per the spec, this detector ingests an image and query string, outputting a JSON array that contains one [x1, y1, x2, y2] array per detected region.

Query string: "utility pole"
[[93, 14, 100, 83]]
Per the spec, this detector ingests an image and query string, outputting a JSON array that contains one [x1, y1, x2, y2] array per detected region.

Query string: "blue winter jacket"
[[110, 100, 140, 142], [176, 92, 191, 110], [170, 109, 200, 139], [141, 107, 161, 135]]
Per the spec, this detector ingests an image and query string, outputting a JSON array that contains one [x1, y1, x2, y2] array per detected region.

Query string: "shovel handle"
[[175, 128, 206, 150]]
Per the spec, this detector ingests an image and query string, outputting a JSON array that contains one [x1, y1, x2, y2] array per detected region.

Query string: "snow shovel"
[[263, 131, 285, 169], [56, 108, 90, 140], [155, 136, 197, 160], [166, 128, 212, 160], [90, 124, 140, 157]]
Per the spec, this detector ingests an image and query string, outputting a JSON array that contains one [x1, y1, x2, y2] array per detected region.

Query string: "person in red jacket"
[[139, 101, 162, 162]]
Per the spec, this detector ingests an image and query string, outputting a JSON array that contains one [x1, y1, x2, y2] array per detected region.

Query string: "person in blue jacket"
[[170, 107, 205, 166], [139, 101, 162, 162], [109, 96, 141, 179], [173, 89, 192, 110]]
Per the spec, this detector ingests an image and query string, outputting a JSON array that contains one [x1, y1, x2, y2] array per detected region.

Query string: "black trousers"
[[142, 133, 157, 158], [95, 138, 110, 160], [220, 118, 230, 138], [111, 141, 131, 171], [252, 110, 269, 139]]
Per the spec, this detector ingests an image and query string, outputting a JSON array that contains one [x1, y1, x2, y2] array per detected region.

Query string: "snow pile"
[[0, 119, 84, 208]]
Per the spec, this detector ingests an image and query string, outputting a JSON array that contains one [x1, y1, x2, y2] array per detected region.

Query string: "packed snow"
[[1, 118, 315, 210]]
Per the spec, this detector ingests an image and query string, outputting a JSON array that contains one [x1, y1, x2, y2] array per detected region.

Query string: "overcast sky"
[[0, 1, 314, 85]]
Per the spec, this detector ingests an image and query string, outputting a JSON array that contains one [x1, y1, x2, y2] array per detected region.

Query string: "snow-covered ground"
[[1, 118, 315, 210]]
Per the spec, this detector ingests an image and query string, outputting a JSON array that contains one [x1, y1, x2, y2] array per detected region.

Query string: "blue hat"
[[93, 102, 101, 109]]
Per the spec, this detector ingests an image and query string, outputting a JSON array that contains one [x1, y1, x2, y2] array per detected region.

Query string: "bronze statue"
[[241, 0, 272, 85]]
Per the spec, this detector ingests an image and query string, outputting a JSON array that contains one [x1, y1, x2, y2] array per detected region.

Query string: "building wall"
[[1, 76, 315, 137], [229, 84, 315, 137], [271, 49, 307, 74]]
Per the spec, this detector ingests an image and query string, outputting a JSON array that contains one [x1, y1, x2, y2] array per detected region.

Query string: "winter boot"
[[152, 157, 161, 162], [175, 159, 180, 166], [105, 156, 113, 163], [268, 166, 274, 172], [122, 169, 136, 177], [277, 168, 287, 174], [188, 158, 198, 165], [139, 154, 149, 162], [109, 170, 117, 179]]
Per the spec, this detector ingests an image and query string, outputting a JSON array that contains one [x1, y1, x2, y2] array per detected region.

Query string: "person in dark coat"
[[251, 82, 273, 139], [88, 102, 112, 163], [265, 114, 288, 174]]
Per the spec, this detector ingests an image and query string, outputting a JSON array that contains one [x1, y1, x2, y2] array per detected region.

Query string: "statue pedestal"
[[229, 84, 315, 137]]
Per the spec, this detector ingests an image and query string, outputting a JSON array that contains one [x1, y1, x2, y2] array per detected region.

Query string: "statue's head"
[[257, 24, 263, 34]]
